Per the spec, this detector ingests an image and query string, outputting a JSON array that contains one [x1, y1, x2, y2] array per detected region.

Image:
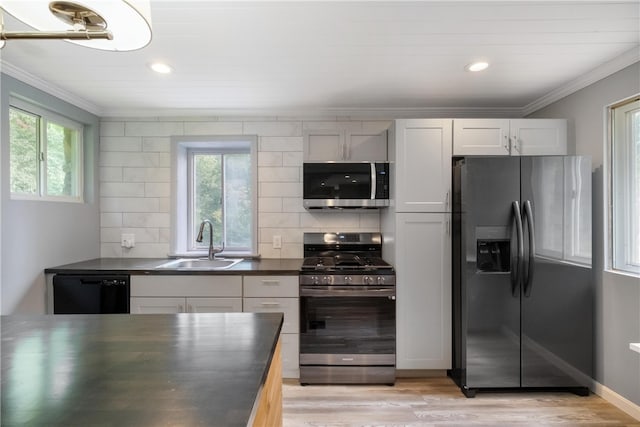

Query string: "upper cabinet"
[[392, 119, 453, 212], [453, 118, 567, 156], [304, 129, 388, 161]]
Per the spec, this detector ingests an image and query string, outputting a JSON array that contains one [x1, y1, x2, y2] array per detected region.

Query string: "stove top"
[[300, 232, 394, 276], [300, 254, 393, 271]]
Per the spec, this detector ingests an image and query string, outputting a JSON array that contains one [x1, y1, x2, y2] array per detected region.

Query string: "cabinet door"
[[187, 297, 242, 313], [395, 213, 452, 369], [243, 275, 298, 297], [303, 130, 345, 161], [345, 130, 388, 161], [453, 119, 510, 156], [130, 297, 185, 314], [510, 119, 567, 155], [280, 333, 300, 379], [395, 119, 452, 212]]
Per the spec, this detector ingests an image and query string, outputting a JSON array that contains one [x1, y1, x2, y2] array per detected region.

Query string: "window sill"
[[604, 268, 640, 280]]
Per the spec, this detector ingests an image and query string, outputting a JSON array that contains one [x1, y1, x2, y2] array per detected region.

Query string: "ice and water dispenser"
[[475, 227, 510, 273]]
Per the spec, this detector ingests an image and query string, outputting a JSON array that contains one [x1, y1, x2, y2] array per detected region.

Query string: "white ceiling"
[[1, 1, 638, 117]]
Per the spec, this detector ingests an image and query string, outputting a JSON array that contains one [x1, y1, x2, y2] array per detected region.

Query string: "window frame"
[[607, 95, 640, 276], [9, 98, 84, 203], [170, 135, 258, 258]]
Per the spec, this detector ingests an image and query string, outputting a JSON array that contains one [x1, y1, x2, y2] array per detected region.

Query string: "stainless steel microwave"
[[303, 162, 390, 209]]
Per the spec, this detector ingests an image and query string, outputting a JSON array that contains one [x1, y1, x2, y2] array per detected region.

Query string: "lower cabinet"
[[130, 274, 301, 379], [243, 275, 300, 379], [130, 275, 243, 313], [394, 213, 452, 370]]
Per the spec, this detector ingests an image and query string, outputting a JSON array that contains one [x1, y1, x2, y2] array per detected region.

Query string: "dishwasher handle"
[[79, 278, 128, 286]]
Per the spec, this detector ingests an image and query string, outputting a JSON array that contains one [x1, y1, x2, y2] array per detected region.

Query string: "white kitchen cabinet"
[[304, 129, 387, 161], [382, 119, 453, 371], [393, 213, 452, 370], [130, 296, 242, 313], [243, 275, 300, 378], [243, 297, 298, 333], [453, 118, 567, 156], [392, 119, 452, 212], [130, 275, 243, 313]]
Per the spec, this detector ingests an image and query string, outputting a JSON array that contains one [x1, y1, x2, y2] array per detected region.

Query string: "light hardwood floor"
[[283, 377, 640, 426]]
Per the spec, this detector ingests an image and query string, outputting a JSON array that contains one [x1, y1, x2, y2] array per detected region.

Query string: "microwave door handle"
[[370, 163, 376, 199]]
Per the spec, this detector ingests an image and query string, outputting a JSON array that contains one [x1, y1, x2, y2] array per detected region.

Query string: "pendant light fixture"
[[0, 0, 152, 51]]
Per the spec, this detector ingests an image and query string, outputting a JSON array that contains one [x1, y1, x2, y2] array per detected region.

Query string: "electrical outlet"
[[121, 233, 135, 249], [272, 235, 282, 249]]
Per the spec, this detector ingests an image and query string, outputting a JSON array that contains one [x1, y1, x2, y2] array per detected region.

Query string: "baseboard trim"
[[593, 381, 640, 421]]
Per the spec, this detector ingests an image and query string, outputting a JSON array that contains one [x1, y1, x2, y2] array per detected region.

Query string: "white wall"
[[0, 74, 101, 314], [99, 117, 389, 259], [528, 62, 640, 407]]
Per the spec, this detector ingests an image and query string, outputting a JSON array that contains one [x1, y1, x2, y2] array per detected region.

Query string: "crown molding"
[[0, 60, 103, 116], [99, 105, 525, 119], [522, 48, 640, 116]]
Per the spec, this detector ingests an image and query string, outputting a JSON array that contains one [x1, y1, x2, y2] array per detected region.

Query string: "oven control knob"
[[363, 276, 372, 285], [377, 276, 385, 284], [311, 276, 320, 285], [344, 276, 352, 284], [322, 275, 332, 285]]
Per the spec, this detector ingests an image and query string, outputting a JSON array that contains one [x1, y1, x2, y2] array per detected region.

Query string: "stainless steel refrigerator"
[[450, 156, 593, 397]]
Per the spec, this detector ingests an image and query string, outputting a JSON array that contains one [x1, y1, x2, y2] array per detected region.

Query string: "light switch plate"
[[272, 235, 282, 249]]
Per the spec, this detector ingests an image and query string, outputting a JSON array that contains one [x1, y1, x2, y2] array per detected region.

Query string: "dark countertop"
[[1, 313, 283, 427], [44, 257, 303, 275]]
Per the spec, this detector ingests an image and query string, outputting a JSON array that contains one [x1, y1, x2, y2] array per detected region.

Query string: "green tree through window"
[[9, 101, 83, 201]]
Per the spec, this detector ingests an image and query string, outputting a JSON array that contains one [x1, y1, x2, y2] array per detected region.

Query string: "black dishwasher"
[[53, 275, 130, 314]]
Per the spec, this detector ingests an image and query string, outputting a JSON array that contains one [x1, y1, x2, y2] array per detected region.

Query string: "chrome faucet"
[[196, 219, 224, 260]]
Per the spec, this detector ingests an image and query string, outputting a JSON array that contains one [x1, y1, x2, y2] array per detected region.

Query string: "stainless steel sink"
[[156, 258, 243, 270]]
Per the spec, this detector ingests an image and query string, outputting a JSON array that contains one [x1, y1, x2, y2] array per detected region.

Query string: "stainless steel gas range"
[[299, 232, 396, 385]]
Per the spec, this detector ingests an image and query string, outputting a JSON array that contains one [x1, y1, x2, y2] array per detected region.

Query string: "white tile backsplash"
[[100, 167, 123, 182], [100, 152, 160, 168], [184, 121, 243, 135], [99, 116, 382, 258], [125, 121, 184, 137]]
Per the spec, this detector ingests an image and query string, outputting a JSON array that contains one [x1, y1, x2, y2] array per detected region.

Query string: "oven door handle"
[[300, 286, 396, 298]]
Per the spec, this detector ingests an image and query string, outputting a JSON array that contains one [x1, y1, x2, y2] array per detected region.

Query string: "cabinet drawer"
[[131, 275, 242, 297], [130, 297, 184, 314], [243, 297, 299, 334], [188, 297, 242, 313], [243, 276, 298, 297]]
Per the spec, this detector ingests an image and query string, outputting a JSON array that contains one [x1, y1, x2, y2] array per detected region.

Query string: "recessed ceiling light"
[[465, 61, 490, 72], [149, 62, 172, 74]]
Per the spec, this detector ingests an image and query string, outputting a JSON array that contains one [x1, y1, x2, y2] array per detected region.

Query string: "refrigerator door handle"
[[523, 200, 536, 297], [511, 201, 524, 297]]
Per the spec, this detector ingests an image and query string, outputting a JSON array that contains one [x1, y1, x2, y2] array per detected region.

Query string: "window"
[[610, 97, 640, 275], [171, 136, 257, 257], [9, 99, 83, 202], [531, 156, 591, 265]]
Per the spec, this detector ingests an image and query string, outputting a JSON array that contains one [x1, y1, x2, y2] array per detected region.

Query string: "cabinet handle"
[[445, 190, 450, 209], [261, 280, 280, 286], [446, 219, 450, 236], [260, 302, 281, 307], [178, 304, 184, 313], [512, 135, 520, 153], [504, 135, 509, 152]]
